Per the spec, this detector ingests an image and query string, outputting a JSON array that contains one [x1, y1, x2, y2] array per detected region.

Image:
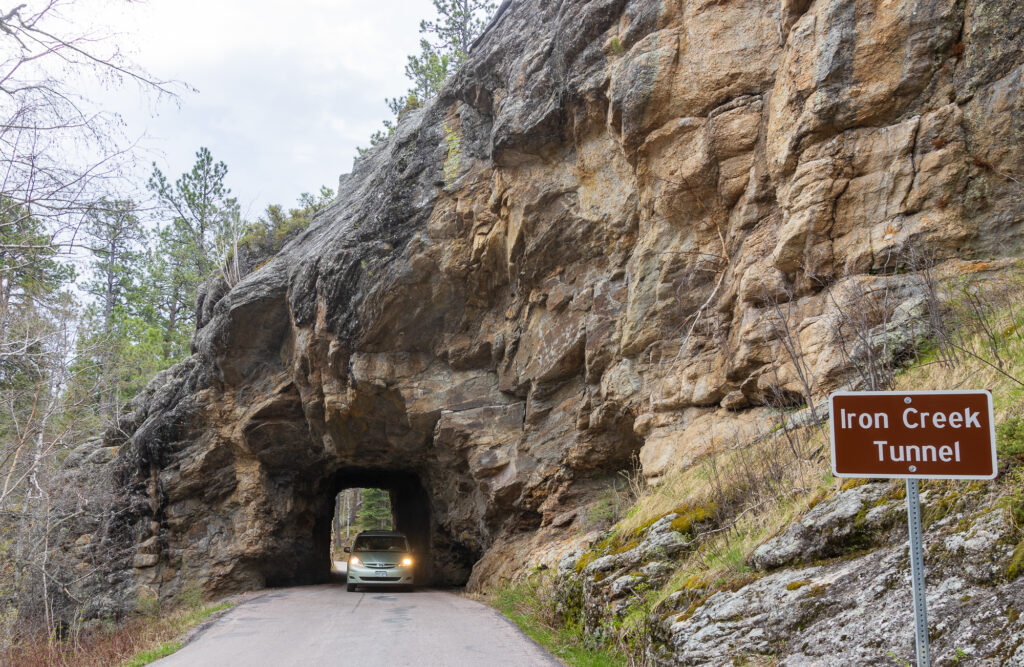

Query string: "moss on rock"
[[1008, 540, 1024, 579], [670, 502, 716, 534]]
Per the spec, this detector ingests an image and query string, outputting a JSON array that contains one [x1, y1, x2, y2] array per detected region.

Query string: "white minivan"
[[344, 530, 415, 592]]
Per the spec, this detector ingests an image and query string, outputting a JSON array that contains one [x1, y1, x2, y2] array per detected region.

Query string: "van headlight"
[[349, 556, 363, 567], [401, 557, 413, 566]]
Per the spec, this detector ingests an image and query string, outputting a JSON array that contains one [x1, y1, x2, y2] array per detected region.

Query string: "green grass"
[[491, 579, 626, 667], [121, 641, 182, 666], [117, 601, 233, 667], [180, 601, 233, 626]]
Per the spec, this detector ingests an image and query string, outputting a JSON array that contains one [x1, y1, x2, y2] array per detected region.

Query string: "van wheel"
[[347, 583, 356, 592]]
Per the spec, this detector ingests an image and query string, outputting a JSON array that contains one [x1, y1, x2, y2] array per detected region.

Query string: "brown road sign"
[[829, 390, 997, 480]]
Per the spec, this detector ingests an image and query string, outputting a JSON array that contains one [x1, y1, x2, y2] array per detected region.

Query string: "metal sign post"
[[829, 390, 998, 667], [905, 479, 930, 666]]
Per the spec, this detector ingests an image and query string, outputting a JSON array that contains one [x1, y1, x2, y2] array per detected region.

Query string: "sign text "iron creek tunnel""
[[829, 390, 997, 480]]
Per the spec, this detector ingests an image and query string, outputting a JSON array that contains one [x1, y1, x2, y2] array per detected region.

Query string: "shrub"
[[997, 417, 1024, 466]]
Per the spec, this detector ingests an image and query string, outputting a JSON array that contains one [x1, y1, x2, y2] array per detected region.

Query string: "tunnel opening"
[[330, 488, 392, 569], [288, 468, 466, 588], [330, 488, 392, 556], [225, 379, 521, 596]]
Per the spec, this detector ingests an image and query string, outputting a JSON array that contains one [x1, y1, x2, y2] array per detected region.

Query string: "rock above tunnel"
[[73, 0, 1024, 610]]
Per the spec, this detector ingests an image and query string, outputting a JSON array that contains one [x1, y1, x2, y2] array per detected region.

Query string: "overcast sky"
[[91, 0, 434, 217]]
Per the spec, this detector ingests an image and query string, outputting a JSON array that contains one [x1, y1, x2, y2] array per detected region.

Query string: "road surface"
[[154, 583, 560, 666]]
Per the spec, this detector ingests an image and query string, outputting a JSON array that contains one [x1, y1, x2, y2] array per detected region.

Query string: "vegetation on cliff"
[[360, 0, 496, 152], [501, 263, 1024, 665]]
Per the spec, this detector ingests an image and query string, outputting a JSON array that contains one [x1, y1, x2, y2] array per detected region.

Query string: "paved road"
[[155, 584, 560, 667]]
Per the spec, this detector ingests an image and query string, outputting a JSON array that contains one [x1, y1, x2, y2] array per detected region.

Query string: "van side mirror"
[[343, 547, 350, 553]]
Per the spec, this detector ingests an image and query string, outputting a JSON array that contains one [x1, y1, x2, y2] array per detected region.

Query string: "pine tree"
[[83, 201, 143, 331], [0, 199, 75, 339], [148, 147, 243, 277], [0, 199, 77, 493], [419, 0, 496, 64], [0, 201, 76, 436], [138, 224, 197, 363], [357, 488, 393, 531], [65, 198, 177, 427], [146, 148, 243, 361], [75, 199, 147, 418], [360, 0, 496, 153]]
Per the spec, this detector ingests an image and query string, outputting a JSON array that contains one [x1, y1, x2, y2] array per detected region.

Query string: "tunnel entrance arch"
[[140, 333, 633, 602], [217, 375, 496, 594], [254, 462, 477, 591], [322, 469, 435, 584]]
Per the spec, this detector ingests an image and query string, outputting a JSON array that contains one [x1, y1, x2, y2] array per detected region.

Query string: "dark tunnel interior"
[[253, 461, 479, 591], [316, 469, 435, 585]]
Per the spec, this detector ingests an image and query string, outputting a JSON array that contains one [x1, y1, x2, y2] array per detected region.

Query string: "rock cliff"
[[65, 0, 1024, 648]]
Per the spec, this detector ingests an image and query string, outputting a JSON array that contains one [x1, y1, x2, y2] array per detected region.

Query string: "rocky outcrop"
[[749, 481, 900, 570], [557, 481, 1024, 664], [65, 0, 1024, 633], [670, 504, 1024, 666]]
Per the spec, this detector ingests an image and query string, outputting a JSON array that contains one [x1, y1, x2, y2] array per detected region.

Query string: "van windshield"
[[354, 536, 408, 552]]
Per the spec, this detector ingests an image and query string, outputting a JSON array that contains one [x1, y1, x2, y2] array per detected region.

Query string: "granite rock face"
[[749, 481, 898, 570], [558, 482, 1024, 665], [666, 488, 1024, 665], [68, 0, 1024, 625]]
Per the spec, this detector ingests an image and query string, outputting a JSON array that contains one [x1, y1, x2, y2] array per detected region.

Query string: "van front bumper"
[[346, 563, 414, 585]]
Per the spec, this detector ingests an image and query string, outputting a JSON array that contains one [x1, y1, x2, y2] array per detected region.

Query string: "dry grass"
[[895, 329, 1024, 417], [623, 420, 835, 599], [656, 477, 826, 597], [619, 422, 828, 536], [3, 598, 233, 667]]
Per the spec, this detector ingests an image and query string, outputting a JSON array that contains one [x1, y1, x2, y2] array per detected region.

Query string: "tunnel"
[[247, 464, 482, 590], [188, 372, 528, 598], [176, 359, 636, 601], [144, 316, 634, 604], [320, 470, 436, 585]]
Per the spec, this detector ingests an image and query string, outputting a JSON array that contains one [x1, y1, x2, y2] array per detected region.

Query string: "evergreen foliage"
[[72, 200, 151, 419], [0, 199, 76, 446], [0, 200, 75, 326], [146, 148, 242, 362], [357, 488, 393, 531], [231, 186, 335, 266], [148, 147, 242, 278], [419, 0, 496, 65], [360, 0, 496, 154]]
